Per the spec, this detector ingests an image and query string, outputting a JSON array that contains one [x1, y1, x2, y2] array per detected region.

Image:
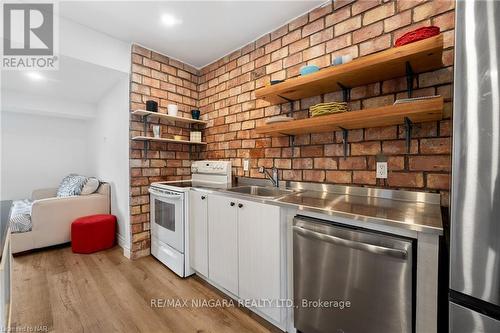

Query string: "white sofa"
[[11, 183, 111, 254]]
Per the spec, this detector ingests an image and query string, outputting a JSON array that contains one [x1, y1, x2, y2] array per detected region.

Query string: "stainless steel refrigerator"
[[450, 1, 500, 332]]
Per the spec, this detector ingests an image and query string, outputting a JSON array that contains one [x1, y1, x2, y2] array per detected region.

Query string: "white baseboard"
[[116, 233, 131, 259]]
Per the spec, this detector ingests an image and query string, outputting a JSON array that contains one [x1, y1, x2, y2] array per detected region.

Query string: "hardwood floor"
[[11, 246, 278, 333]]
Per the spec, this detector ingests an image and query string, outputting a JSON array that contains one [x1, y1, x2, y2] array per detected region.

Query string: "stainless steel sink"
[[225, 186, 297, 198]]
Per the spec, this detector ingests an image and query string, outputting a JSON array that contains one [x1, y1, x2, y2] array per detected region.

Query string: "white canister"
[[152, 125, 161, 138], [190, 131, 202, 143], [167, 104, 178, 116]]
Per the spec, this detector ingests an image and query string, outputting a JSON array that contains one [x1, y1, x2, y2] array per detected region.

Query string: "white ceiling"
[[60, 1, 325, 69], [1, 55, 126, 104]]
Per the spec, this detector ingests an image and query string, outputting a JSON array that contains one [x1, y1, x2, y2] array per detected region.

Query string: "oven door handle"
[[149, 189, 183, 199], [292, 225, 407, 260]]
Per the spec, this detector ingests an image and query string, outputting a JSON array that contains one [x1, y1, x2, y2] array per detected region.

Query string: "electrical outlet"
[[243, 159, 249, 172], [376, 162, 388, 179]]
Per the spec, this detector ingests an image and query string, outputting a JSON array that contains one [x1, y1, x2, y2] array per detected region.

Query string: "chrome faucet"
[[258, 166, 279, 187]]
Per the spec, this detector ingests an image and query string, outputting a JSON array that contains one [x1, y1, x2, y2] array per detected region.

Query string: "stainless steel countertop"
[[190, 180, 443, 235]]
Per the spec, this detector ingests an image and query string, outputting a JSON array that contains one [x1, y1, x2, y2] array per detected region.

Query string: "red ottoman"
[[71, 214, 116, 254]]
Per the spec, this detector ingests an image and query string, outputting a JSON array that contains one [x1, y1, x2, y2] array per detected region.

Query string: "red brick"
[[283, 170, 302, 181], [303, 170, 326, 182], [309, 3, 332, 21], [432, 11, 455, 31], [289, 14, 309, 31], [271, 25, 288, 41], [350, 141, 381, 155], [419, 68, 453, 87], [387, 172, 424, 188], [132, 44, 151, 57], [409, 156, 451, 171], [301, 145, 324, 157], [334, 16, 362, 36], [293, 158, 313, 169], [362, 94, 394, 108], [324, 143, 344, 157], [303, 44, 326, 61], [384, 11, 412, 33], [353, 171, 376, 185], [420, 138, 451, 154], [413, 0, 455, 22], [284, 53, 303, 68], [365, 126, 397, 140], [289, 38, 310, 54], [303, 19, 325, 37], [339, 157, 367, 170], [427, 174, 450, 190], [310, 28, 334, 46], [382, 140, 419, 154], [325, 6, 351, 27], [352, 0, 380, 15], [362, 3, 395, 25], [282, 30, 302, 46], [353, 22, 384, 44], [325, 34, 352, 53], [326, 170, 352, 183], [397, 0, 426, 12], [359, 34, 391, 56], [313, 157, 337, 169]]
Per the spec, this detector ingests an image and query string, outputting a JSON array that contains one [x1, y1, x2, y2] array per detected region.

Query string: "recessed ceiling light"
[[25, 71, 45, 81], [161, 13, 182, 27]]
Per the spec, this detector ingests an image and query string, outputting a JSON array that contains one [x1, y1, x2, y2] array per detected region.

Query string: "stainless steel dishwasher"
[[293, 216, 414, 333]]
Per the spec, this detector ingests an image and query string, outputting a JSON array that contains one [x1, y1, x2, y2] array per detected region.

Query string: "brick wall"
[[129, 45, 200, 258], [198, 0, 454, 204], [129, 0, 455, 258]]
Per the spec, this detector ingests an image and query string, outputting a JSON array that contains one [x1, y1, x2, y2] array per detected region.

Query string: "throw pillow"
[[57, 174, 87, 197], [81, 177, 100, 195]]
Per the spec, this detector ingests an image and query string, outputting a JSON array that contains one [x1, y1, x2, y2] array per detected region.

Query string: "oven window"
[[155, 199, 175, 231]]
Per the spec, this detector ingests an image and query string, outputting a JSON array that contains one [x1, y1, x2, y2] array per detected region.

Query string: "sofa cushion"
[[81, 177, 100, 195], [10, 199, 33, 233], [57, 174, 87, 197]]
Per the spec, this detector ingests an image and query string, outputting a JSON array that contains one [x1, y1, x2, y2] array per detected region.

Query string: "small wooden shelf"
[[132, 110, 207, 125], [132, 136, 207, 145], [255, 97, 444, 136], [255, 35, 444, 105]]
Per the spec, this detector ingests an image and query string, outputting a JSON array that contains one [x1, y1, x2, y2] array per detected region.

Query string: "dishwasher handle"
[[293, 225, 408, 260]]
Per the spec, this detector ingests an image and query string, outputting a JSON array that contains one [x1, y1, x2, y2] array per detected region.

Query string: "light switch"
[[243, 159, 249, 172], [376, 162, 388, 179]]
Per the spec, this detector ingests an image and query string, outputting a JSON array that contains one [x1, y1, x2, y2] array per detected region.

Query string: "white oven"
[[149, 186, 187, 276], [149, 160, 232, 278]]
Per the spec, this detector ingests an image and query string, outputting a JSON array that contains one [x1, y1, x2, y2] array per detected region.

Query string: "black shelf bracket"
[[338, 83, 351, 102], [142, 114, 150, 136], [404, 117, 413, 154], [340, 127, 349, 159], [278, 95, 295, 117], [290, 135, 296, 157], [143, 140, 149, 160], [405, 61, 414, 98]]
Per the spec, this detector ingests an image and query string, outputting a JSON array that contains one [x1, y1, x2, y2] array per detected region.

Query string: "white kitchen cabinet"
[[207, 194, 239, 295], [189, 191, 209, 277], [237, 199, 282, 323]]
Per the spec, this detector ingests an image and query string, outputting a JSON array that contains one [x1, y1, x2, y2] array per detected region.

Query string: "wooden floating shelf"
[[255, 97, 444, 136], [132, 136, 207, 145], [255, 35, 444, 105], [132, 110, 207, 125]]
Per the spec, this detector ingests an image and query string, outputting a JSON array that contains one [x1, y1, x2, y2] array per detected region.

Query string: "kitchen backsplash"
[[129, 0, 454, 258]]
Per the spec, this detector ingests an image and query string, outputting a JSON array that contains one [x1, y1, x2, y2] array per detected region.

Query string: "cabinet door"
[[189, 191, 208, 277], [237, 199, 281, 323], [207, 194, 239, 295]]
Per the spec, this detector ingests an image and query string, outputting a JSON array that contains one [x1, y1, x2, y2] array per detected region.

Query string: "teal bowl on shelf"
[[299, 65, 320, 76]]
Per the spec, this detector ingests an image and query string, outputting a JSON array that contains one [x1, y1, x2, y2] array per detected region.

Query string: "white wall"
[[89, 77, 131, 254], [60, 17, 131, 73], [0, 111, 91, 200]]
